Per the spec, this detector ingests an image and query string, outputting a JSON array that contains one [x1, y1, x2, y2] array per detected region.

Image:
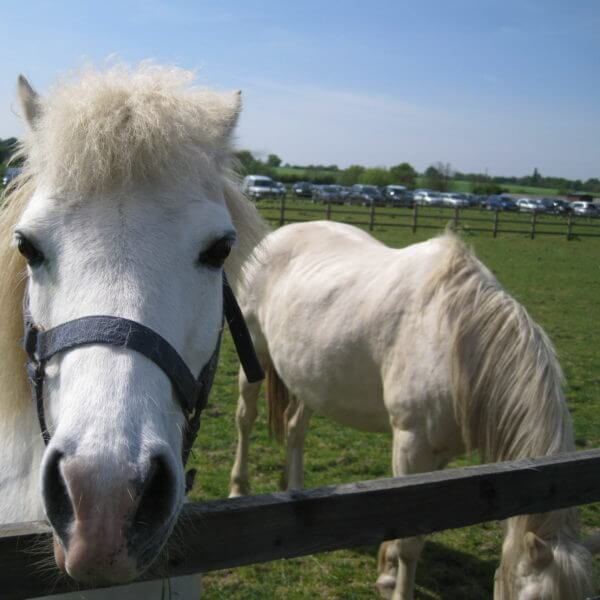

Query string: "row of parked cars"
[[241, 176, 599, 217], [481, 195, 599, 217], [310, 186, 480, 208]]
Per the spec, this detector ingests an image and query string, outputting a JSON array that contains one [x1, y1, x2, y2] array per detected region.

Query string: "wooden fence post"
[[326, 200, 331, 220], [453, 206, 459, 230], [412, 203, 418, 233], [369, 202, 376, 231], [566, 213, 573, 240], [530, 211, 537, 240], [279, 195, 286, 227], [493, 210, 499, 238]]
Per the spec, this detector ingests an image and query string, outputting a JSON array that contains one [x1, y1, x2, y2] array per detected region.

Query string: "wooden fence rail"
[[263, 198, 600, 239], [2, 449, 600, 599]]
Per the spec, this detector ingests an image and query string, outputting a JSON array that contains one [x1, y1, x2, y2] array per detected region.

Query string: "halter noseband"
[[23, 273, 263, 491]]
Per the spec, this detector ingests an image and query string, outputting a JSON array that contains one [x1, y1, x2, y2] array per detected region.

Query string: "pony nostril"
[[42, 450, 73, 547], [133, 455, 176, 532]]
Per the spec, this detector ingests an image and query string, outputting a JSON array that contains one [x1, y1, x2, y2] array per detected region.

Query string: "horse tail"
[[266, 363, 290, 444], [424, 233, 572, 464]]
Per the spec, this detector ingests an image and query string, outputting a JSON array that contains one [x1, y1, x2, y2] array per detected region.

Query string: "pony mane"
[[18, 63, 242, 195], [424, 233, 574, 463], [222, 175, 271, 292], [0, 178, 33, 423], [424, 235, 593, 596]]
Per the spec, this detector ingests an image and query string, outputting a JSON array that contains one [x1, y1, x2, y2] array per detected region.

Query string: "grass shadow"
[[352, 540, 496, 599]]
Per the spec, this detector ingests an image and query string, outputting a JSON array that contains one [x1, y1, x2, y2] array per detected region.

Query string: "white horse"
[[229, 220, 599, 599], [0, 64, 267, 599]]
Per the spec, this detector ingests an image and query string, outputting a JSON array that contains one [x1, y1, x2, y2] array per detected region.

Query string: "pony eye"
[[15, 234, 45, 267], [198, 237, 233, 269]]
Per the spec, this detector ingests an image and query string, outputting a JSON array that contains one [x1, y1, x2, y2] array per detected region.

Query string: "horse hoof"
[[375, 574, 396, 599], [228, 486, 248, 498]]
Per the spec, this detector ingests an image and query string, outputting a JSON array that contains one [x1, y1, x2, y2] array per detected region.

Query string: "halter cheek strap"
[[23, 274, 263, 490]]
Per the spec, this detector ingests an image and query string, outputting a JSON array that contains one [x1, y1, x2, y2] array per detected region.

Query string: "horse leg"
[[229, 365, 262, 497], [376, 428, 436, 600], [283, 400, 312, 490]]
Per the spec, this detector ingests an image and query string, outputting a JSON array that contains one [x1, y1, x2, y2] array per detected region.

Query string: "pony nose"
[[42, 448, 179, 583]]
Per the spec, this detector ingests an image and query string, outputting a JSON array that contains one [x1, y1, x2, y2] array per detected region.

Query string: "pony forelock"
[[19, 62, 242, 195]]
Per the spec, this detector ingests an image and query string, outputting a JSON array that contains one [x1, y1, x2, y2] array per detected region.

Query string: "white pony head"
[[2, 64, 264, 584], [494, 515, 595, 599]]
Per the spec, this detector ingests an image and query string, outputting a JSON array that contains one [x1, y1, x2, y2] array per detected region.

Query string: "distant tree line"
[[235, 151, 419, 187], [453, 166, 600, 195], [2, 139, 597, 195]]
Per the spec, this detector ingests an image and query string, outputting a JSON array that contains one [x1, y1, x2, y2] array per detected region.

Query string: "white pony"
[[229, 220, 598, 599], [0, 64, 266, 598]]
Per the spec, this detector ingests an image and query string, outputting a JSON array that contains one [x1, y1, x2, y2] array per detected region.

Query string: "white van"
[[241, 175, 283, 201]]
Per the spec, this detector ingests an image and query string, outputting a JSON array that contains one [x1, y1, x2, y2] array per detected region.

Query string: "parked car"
[[274, 181, 287, 196], [292, 181, 313, 198], [401, 190, 416, 207], [2, 167, 22, 187], [483, 195, 518, 211], [348, 184, 385, 206], [337, 186, 351, 202], [570, 201, 598, 217], [516, 198, 545, 213], [414, 190, 444, 206], [384, 186, 414, 207], [542, 198, 571, 215], [441, 193, 470, 208], [241, 175, 283, 201], [382, 185, 407, 205], [314, 185, 344, 205]]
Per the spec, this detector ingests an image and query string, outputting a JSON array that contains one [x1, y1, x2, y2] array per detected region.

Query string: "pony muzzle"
[[42, 448, 180, 584]]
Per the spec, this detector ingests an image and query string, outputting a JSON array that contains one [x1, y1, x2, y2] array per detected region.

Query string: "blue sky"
[[1, 0, 598, 179]]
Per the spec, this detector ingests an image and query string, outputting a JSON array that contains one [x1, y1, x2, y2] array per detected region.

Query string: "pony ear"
[[524, 532, 553, 569], [214, 90, 242, 144], [17, 75, 41, 128]]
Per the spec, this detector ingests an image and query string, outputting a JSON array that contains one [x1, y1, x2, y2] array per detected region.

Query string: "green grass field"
[[446, 179, 561, 196], [188, 208, 600, 599]]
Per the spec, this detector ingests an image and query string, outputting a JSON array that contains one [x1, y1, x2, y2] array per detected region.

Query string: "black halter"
[[23, 273, 263, 491]]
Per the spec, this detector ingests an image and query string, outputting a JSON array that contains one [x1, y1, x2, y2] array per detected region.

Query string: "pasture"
[[188, 218, 600, 599]]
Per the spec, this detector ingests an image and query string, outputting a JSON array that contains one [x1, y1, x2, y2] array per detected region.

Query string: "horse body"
[[231, 220, 597, 599], [240, 221, 464, 445], [0, 64, 266, 598]]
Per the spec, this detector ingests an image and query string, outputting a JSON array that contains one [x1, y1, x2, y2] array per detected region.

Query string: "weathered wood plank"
[[1, 449, 600, 599]]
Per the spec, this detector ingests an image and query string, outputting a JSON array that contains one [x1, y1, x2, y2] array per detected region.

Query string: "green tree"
[[339, 164, 366, 186], [423, 162, 452, 192], [267, 154, 282, 168], [359, 167, 392, 186], [0, 137, 18, 164], [234, 150, 274, 177], [389, 162, 417, 187]]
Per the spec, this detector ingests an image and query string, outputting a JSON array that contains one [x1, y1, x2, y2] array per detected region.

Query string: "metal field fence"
[[257, 197, 600, 240]]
